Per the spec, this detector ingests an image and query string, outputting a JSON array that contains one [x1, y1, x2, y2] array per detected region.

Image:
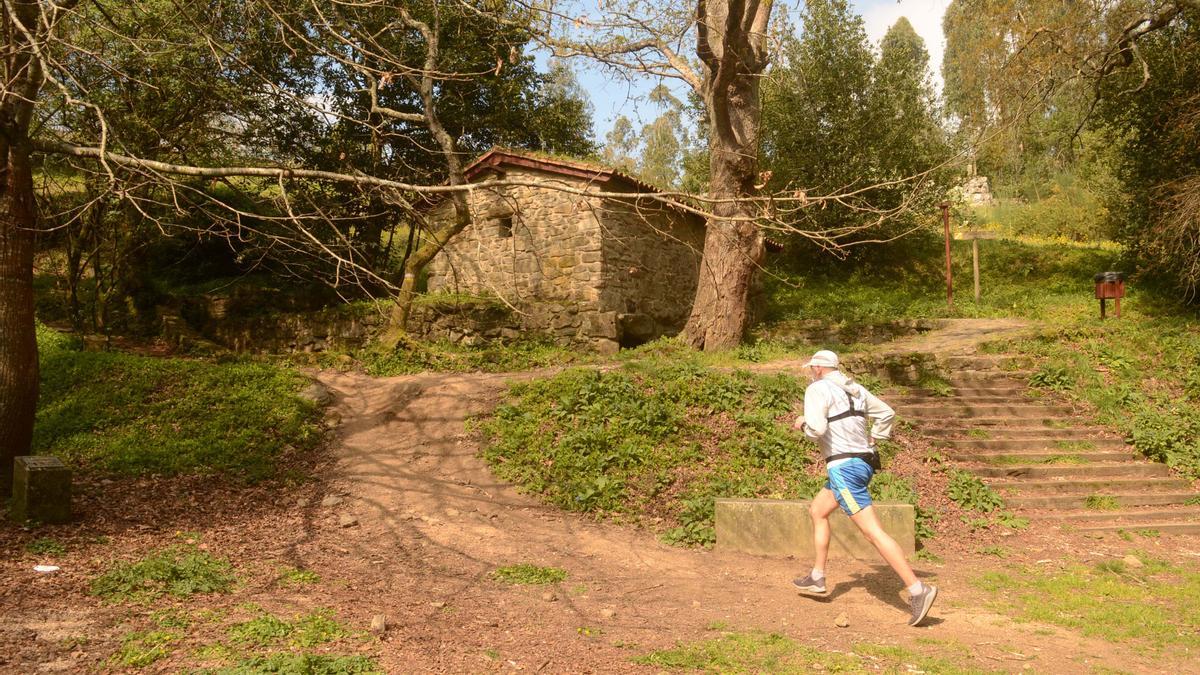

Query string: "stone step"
[[951, 383, 1031, 393], [940, 438, 1129, 451], [989, 477, 1193, 495], [920, 427, 1113, 440], [947, 450, 1135, 463], [941, 355, 1035, 370], [893, 396, 1037, 405], [904, 404, 1075, 418], [949, 369, 1034, 384], [914, 417, 1085, 429], [1004, 492, 1197, 509], [1029, 506, 1200, 524], [1073, 522, 1200, 536], [970, 463, 1171, 479]]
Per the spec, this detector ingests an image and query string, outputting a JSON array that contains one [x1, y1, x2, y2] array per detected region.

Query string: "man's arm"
[[796, 384, 831, 440], [862, 390, 895, 444]]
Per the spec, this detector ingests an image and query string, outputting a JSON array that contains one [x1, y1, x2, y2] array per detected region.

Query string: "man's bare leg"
[[851, 504, 939, 625], [810, 488, 840, 573], [849, 505, 918, 587], [795, 489, 841, 596]]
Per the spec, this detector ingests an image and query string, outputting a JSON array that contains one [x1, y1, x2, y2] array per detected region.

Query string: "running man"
[[790, 350, 938, 627]]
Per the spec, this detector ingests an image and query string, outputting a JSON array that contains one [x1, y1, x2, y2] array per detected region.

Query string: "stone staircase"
[[893, 353, 1200, 536]]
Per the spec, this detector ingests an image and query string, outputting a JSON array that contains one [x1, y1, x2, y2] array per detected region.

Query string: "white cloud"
[[858, 0, 953, 92]]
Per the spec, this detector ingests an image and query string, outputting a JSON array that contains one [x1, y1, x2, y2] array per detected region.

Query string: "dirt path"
[[6, 319, 1191, 673], [308, 319, 1192, 673]]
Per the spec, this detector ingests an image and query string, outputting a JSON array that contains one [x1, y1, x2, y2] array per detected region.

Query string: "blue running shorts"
[[825, 457, 875, 516]]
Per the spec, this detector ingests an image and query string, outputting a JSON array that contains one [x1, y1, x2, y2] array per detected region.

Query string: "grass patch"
[[490, 564, 568, 585], [915, 549, 944, 563], [90, 545, 236, 602], [25, 537, 66, 556], [974, 557, 1200, 649], [634, 631, 859, 672], [1084, 495, 1121, 511], [34, 323, 324, 480], [634, 631, 997, 673], [278, 566, 321, 586], [203, 653, 381, 674], [966, 429, 992, 439], [1041, 454, 1091, 464], [479, 355, 937, 547], [761, 237, 1117, 325], [995, 511, 1031, 530], [111, 629, 180, 668], [1054, 440, 1096, 451]]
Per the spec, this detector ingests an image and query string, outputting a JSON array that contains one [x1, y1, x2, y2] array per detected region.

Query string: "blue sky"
[[557, 0, 953, 142]]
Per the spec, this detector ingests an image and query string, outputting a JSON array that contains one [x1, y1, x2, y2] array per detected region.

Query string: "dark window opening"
[[498, 215, 513, 238]]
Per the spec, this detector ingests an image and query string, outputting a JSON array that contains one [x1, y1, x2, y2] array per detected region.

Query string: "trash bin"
[[1093, 271, 1125, 319]]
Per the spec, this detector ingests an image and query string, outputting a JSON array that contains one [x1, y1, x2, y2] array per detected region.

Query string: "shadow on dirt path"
[[308, 318, 1185, 673]]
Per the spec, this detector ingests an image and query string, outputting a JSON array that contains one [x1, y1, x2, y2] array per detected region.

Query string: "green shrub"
[[228, 608, 348, 650], [946, 470, 1004, 514], [868, 473, 938, 542], [91, 545, 236, 602], [1029, 364, 1073, 391], [480, 357, 824, 546]]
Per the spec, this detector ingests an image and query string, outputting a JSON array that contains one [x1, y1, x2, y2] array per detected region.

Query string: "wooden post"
[[955, 230, 997, 303], [940, 203, 953, 309], [972, 239, 981, 302]]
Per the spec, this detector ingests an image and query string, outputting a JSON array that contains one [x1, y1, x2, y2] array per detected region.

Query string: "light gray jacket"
[[798, 370, 894, 460]]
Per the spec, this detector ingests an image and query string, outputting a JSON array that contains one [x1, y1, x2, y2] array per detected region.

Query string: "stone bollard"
[[10, 456, 72, 524]]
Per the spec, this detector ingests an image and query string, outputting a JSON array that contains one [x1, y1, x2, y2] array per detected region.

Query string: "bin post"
[[1093, 272, 1126, 320]]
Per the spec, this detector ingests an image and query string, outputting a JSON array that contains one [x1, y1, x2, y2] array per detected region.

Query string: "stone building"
[[425, 148, 707, 353]]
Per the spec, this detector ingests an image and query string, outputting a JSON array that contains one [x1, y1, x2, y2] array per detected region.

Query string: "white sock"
[[907, 581, 925, 596], [810, 568, 825, 582]]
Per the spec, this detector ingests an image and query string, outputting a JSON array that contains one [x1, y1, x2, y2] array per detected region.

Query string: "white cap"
[[802, 349, 839, 370]]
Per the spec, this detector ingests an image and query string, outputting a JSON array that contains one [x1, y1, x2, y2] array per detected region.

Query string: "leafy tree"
[[639, 84, 687, 188], [1096, 18, 1200, 300], [874, 18, 947, 181], [762, 0, 877, 199], [603, 115, 640, 173], [761, 4, 950, 259]]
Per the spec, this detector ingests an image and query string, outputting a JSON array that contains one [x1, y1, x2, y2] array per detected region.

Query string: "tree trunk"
[[381, 195, 470, 346], [0, 140, 40, 496], [683, 12, 769, 351]]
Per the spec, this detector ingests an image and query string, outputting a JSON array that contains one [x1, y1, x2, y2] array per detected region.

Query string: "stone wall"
[[597, 199, 704, 346], [426, 167, 608, 348], [169, 296, 520, 353]]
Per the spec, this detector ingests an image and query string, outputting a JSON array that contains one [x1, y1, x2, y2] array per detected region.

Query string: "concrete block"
[[10, 456, 72, 524], [715, 499, 915, 560]]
